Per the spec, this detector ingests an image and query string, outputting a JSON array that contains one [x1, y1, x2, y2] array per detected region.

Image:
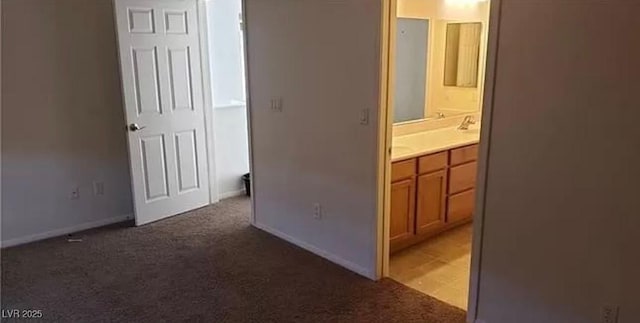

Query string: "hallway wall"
[[475, 1, 640, 322], [1, 0, 133, 246], [244, 0, 384, 278]]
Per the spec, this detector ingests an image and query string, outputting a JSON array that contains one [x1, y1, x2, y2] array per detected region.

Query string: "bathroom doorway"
[[378, 0, 493, 312]]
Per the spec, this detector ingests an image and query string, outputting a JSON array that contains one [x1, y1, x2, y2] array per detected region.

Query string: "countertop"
[[391, 125, 480, 162]]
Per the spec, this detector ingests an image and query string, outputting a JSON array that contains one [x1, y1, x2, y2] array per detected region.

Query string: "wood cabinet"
[[390, 143, 479, 253], [448, 189, 475, 223], [449, 161, 477, 194], [391, 159, 416, 182], [450, 144, 479, 165], [390, 179, 415, 245], [418, 151, 448, 174], [416, 170, 447, 235], [389, 158, 417, 246]]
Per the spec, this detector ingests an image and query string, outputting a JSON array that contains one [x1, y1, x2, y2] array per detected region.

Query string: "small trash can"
[[242, 173, 251, 196]]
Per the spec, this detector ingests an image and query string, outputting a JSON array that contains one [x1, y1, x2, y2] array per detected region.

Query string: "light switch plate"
[[93, 181, 105, 196], [70, 186, 80, 199], [270, 97, 283, 112], [313, 203, 322, 219], [360, 108, 369, 125]]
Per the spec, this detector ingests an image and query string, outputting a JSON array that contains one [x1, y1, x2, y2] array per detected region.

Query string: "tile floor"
[[389, 224, 472, 309]]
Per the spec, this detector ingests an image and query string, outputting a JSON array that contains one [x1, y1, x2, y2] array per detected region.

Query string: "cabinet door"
[[390, 178, 416, 245], [448, 189, 476, 223], [416, 170, 447, 235]]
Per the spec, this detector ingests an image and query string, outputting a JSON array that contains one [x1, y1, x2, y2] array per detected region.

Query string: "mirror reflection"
[[444, 23, 482, 88]]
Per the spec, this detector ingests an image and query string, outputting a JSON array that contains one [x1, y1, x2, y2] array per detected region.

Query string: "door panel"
[[168, 47, 194, 111], [416, 170, 447, 234], [140, 135, 170, 201], [115, 0, 209, 225], [164, 11, 188, 34], [128, 8, 155, 34], [132, 47, 162, 115], [174, 130, 200, 193]]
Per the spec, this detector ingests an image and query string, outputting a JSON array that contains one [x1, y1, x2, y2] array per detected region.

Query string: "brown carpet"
[[1, 197, 466, 322]]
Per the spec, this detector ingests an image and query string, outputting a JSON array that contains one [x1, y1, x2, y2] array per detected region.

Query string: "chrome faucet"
[[458, 115, 476, 130]]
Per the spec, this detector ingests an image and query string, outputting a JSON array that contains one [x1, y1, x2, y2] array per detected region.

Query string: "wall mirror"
[[392, 16, 486, 125], [393, 18, 430, 123], [443, 22, 482, 88]]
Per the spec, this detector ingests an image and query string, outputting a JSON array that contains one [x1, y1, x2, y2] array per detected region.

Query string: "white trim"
[[375, 0, 393, 280], [241, 0, 256, 225], [213, 103, 246, 110], [197, 0, 220, 205], [218, 189, 246, 200], [112, 0, 139, 222], [253, 221, 376, 279], [0, 2, 3, 247], [467, 0, 502, 321], [1, 214, 133, 248]]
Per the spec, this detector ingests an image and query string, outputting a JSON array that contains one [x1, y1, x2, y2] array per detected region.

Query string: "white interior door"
[[114, 0, 210, 225]]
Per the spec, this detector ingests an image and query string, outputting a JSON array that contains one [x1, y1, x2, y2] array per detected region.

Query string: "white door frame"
[[197, 0, 255, 211], [466, 0, 502, 320], [196, 0, 220, 205], [375, 0, 503, 321], [197, 0, 255, 224], [375, 0, 393, 281], [240, 0, 256, 224]]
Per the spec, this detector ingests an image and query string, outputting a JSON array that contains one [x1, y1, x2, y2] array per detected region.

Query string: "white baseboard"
[[1, 214, 133, 248], [218, 188, 246, 200], [253, 221, 375, 280]]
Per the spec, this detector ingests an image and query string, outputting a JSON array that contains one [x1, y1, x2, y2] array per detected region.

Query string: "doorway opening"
[[113, 0, 250, 225], [204, 0, 251, 201], [382, 0, 491, 311]]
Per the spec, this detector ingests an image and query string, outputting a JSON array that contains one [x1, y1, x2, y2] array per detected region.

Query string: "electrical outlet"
[[93, 181, 105, 196], [601, 305, 619, 323], [70, 186, 80, 199], [313, 203, 322, 220]]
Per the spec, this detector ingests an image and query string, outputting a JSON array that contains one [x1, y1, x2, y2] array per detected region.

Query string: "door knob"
[[129, 123, 146, 132]]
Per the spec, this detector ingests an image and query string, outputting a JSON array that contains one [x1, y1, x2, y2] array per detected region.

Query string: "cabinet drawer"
[[418, 151, 448, 174], [447, 189, 475, 223], [391, 159, 416, 182], [449, 161, 477, 194], [450, 144, 478, 166]]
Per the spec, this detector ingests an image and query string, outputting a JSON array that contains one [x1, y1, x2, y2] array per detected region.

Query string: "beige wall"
[[1, 0, 133, 245], [475, 0, 640, 322], [396, 0, 489, 116], [245, 0, 383, 278]]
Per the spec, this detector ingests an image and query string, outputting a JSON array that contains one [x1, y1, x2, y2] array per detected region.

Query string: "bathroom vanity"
[[390, 129, 479, 253], [388, 5, 487, 253]]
